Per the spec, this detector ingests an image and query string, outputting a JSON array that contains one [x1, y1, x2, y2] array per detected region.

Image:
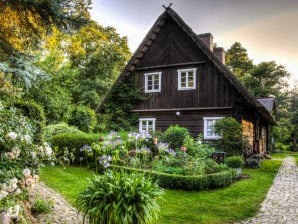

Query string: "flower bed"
[[112, 165, 237, 191]]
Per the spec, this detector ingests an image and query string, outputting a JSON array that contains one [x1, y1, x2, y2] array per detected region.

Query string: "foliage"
[[0, 0, 91, 95], [245, 61, 289, 98], [225, 156, 245, 168], [0, 100, 54, 218], [40, 159, 281, 224], [49, 133, 99, 161], [31, 198, 54, 214], [43, 122, 84, 141], [76, 170, 164, 224], [102, 73, 141, 131], [24, 79, 73, 124], [214, 117, 243, 156], [162, 125, 190, 150], [14, 100, 46, 144], [225, 42, 253, 82], [65, 105, 96, 133], [113, 166, 236, 191], [69, 21, 131, 109]]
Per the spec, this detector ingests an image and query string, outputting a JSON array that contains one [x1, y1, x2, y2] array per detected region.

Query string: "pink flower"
[[180, 146, 187, 152]]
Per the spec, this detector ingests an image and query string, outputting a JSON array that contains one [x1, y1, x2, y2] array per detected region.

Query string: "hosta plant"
[[76, 170, 164, 224]]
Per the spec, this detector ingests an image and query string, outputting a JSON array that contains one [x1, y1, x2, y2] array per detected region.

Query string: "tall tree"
[[68, 21, 131, 108], [0, 0, 91, 96], [225, 42, 253, 82], [244, 61, 289, 98]]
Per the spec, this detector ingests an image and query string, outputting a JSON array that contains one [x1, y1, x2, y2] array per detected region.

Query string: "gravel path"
[[236, 156, 298, 224], [29, 182, 86, 224]]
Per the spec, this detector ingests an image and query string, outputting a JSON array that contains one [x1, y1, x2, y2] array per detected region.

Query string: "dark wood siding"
[[134, 61, 240, 110], [138, 109, 234, 136], [136, 17, 208, 68]]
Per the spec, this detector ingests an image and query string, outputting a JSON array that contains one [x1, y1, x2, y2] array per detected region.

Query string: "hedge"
[[49, 133, 100, 160], [111, 166, 237, 191]]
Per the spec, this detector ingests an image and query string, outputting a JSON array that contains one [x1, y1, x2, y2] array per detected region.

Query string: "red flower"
[[180, 146, 187, 152]]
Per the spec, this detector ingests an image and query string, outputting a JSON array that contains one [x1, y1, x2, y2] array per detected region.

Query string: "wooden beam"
[[135, 61, 208, 71], [131, 107, 233, 112]]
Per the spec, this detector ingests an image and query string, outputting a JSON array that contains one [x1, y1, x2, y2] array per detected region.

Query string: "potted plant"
[[225, 156, 245, 177]]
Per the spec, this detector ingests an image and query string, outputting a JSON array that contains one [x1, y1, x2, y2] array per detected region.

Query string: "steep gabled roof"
[[96, 7, 276, 125]]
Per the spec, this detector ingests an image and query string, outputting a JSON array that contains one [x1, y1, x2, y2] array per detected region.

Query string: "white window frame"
[[139, 118, 156, 132], [177, 68, 197, 90], [203, 117, 224, 140], [144, 72, 162, 93]]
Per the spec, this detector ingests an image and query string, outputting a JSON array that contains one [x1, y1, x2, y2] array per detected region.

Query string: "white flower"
[[14, 188, 21, 195], [22, 134, 31, 143], [31, 151, 36, 159], [0, 190, 8, 200], [5, 152, 15, 160], [11, 147, 20, 158], [22, 168, 31, 177], [44, 145, 53, 156], [7, 204, 20, 218], [0, 101, 4, 110], [10, 178, 18, 186], [6, 131, 17, 140]]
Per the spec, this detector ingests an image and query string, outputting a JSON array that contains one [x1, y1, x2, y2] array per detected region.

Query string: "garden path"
[[236, 156, 298, 224], [29, 182, 86, 224]]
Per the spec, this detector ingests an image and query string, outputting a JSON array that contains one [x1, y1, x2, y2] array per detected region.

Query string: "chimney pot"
[[213, 47, 225, 65], [197, 33, 213, 52]]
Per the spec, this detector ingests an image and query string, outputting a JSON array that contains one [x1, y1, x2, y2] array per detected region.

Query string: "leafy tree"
[[214, 117, 243, 156], [225, 42, 253, 82], [0, 0, 91, 98], [244, 61, 289, 98], [68, 22, 131, 108], [289, 85, 298, 150]]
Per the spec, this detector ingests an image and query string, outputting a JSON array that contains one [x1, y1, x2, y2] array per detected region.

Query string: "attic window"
[[139, 118, 156, 132], [144, 72, 161, 93], [178, 68, 197, 90]]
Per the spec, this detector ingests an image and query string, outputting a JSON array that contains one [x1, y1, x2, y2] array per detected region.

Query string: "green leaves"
[[76, 170, 164, 224]]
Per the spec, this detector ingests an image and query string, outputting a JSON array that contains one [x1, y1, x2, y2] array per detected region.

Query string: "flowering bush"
[[0, 100, 54, 220]]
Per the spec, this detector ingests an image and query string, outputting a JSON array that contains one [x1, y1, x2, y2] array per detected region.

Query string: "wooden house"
[[96, 7, 276, 155]]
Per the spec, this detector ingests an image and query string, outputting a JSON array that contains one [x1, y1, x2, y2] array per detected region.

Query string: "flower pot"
[[236, 167, 242, 177]]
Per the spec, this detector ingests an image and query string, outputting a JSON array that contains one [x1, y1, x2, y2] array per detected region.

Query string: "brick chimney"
[[213, 47, 225, 65], [197, 33, 213, 52]]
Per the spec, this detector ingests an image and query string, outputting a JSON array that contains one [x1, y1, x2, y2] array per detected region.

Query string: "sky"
[[90, 0, 298, 86]]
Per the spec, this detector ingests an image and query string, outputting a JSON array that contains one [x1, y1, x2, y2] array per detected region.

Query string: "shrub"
[[113, 166, 237, 191], [14, 100, 46, 144], [225, 156, 245, 168], [43, 122, 84, 140], [162, 125, 190, 149], [65, 105, 96, 133], [214, 117, 243, 156], [49, 133, 99, 162], [76, 170, 164, 224], [204, 159, 223, 174], [31, 198, 54, 214]]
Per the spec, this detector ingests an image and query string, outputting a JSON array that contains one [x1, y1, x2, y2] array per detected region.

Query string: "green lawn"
[[40, 159, 281, 224], [271, 151, 298, 164]]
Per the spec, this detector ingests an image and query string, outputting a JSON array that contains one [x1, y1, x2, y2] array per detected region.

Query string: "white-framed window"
[[203, 117, 224, 140], [144, 72, 161, 93], [139, 118, 156, 132], [177, 68, 197, 90]]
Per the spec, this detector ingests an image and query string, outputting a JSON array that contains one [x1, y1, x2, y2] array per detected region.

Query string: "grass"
[[271, 151, 298, 164], [39, 159, 281, 224], [39, 166, 93, 204]]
